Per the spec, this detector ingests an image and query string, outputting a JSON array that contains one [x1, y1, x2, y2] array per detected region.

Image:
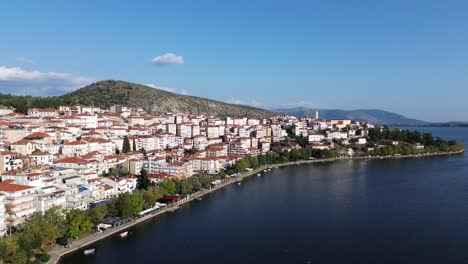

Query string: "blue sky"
[[1, 0, 467, 122]]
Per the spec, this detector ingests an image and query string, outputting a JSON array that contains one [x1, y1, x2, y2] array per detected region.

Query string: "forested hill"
[[0, 80, 274, 118]]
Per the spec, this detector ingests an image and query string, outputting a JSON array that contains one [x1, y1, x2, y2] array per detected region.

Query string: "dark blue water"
[[61, 127, 468, 264]]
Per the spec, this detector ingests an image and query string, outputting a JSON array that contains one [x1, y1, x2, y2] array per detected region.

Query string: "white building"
[[308, 134, 325, 143], [0, 194, 6, 235], [0, 180, 37, 228], [0, 105, 15, 116], [0, 151, 22, 174]]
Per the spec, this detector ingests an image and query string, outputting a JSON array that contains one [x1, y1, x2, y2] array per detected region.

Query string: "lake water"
[[60, 127, 468, 264]]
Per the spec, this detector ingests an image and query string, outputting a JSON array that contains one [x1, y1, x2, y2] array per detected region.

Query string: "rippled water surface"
[[61, 127, 468, 264]]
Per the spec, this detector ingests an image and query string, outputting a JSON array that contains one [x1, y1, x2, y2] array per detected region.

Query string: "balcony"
[[6, 203, 35, 213], [5, 195, 36, 204], [5, 207, 35, 219]]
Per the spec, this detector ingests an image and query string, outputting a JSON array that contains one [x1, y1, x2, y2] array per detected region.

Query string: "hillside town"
[[0, 104, 434, 236]]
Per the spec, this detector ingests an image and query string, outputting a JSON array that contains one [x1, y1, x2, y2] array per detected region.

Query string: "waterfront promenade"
[[47, 178, 237, 264], [48, 149, 464, 264]]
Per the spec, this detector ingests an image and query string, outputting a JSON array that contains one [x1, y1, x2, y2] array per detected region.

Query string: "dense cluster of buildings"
[[0, 104, 375, 235]]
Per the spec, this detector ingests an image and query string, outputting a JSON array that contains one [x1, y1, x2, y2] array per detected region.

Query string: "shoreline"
[[48, 149, 464, 264]]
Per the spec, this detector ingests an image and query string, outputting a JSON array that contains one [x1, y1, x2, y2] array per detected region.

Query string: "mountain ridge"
[[0, 80, 274, 118], [274, 107, 427, 125]]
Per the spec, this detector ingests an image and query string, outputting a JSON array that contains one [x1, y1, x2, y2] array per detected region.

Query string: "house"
[[36, 188, 66, 213], [10, 139, 36, 155], [148, 173, 172, 184], [0, 180, 37, 228], [145, 162, 190, 178], [124, 159, 145, 174], [206, 143, 228, 157], [308, 134, 325, 143], [356, 138, 367, 145], [415, 143, 425, 149], [62, 140, 89, 156], [29, 151, 54, 166], [24, 132, 53, 146], [55, 156, 97, 174], [101, 175, 137, 194], [0, 151, 22, 173], [27, 108, 58, 118], [0, 105, 15, 116]]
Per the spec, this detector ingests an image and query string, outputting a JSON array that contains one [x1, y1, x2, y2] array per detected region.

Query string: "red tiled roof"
[[148, 173, 171, 179], [0, 151, 19, 156], [55, 157, 87, 164], [64, 140, 87, 145], [12, 139, 32, 145], [24, 132, 51, 139], [0, 181, 33, 192]]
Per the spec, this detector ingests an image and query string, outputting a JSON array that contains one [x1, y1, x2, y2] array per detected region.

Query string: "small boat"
[[263, 169, 267, 172], [120, 231, 128, 238], [236, 178, 242, 185], [257, 173, 261, 177], [83, 248, 95, 255], [195, 197, 202, 201]]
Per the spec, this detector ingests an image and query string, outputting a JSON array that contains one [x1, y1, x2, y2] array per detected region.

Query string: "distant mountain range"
[[274, 107, 427, 125], [0, 80, 274, 118]]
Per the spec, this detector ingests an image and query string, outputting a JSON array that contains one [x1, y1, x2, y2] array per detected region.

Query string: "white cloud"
[[290, 101, 320, 108], [151, 53, 184, 66], [0, 66, 94, 96], [16, 57, 34, 64], [145, 83, 188, 95], [276, 101, 320, 109], [226, 98, 264, 108]]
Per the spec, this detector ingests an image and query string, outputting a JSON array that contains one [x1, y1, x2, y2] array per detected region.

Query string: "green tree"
[[178, 180, 188, 195], [188, 176, 201, 192], [122, 136, 131, 153], [217, 170, 227, 179], [106, 198, 120, 217], [117, 192, 143, 218], [24, 213, 61, 248], [66, 209, 94, 239], [290, 149, 301, 161], [88, 204, 108, 225], [245, 155, 259, 168], [17, 230, 41, 260], [160, 178, 177, 194], [137, 169, 153, 190], [0, 234, 28, 264], [148, 185, 166, 200], [258, 154, 266, 166], [43, 206, 67, 238], [186, 147, 198, 156], [234, 158, 250, 172], [142, 189, 158, 209], [198, 174, 212, 188]]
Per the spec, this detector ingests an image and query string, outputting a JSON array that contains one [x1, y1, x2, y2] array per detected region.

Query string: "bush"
[[57, 236, 68, 246], [40, 253, 51, 262]]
